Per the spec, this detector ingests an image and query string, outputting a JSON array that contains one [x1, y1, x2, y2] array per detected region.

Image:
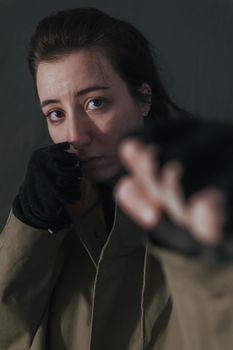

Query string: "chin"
[[84, 168, 121, 185], [84, 172, 113, 183]]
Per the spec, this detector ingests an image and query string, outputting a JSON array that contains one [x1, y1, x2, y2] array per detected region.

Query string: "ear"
[[138, 83, 152, 117]]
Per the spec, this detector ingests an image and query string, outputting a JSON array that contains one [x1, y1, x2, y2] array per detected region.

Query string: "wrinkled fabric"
[[0, 183, 233, 349]]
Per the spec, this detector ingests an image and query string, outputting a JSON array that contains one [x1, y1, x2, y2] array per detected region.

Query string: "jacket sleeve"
[[0, 209, 69, 349], [149, 236, 233, 350]]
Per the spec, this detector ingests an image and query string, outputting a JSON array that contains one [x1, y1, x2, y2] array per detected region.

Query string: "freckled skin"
[[36, 50, 150, 183]]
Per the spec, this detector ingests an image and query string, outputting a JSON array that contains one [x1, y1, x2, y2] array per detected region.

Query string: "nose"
[[66, 114, 91, 151]]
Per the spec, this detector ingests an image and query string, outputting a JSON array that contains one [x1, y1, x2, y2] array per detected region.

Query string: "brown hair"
[[28, 7, 179, 119]]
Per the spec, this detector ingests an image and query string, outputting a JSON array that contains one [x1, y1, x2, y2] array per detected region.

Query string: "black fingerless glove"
[[12, 142, 82, 234], [127, 115, 233, 260]]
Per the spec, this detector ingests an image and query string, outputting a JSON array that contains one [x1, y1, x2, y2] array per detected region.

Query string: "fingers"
[[118, 139, 184, 215], [52, 151, 78, 166], [39, 143, 81, 177], [116, 139, 164, 228], [159, 161, 186, 226], [29, 143, 82, 205], [115, 176, 163, 229], [118, 139, 161, 201], [116, 138, 226, 246], [184, 188, 225, 245], [50, 144, 79, 167]]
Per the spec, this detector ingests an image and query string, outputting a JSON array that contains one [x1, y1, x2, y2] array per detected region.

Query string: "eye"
[[86, 98, 106, 111], [46, 110, 64, 122]]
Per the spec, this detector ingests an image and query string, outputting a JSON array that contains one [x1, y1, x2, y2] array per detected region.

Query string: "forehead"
[[36, 50, 124, 99]]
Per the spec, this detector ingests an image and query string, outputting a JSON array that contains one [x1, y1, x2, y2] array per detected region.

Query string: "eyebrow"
[[40, 85, 110, 108]]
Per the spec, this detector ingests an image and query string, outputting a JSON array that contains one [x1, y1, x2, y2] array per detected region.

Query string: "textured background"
[[1, 0, 233, 230]]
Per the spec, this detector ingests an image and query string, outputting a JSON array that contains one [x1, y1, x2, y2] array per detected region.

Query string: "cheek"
[[47, 124, 66, 144], [99, 105, 142, 141], [107, 106, 143, 136]]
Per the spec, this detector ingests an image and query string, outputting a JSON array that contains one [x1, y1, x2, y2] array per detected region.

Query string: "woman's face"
[[36, 50, 150, 182]]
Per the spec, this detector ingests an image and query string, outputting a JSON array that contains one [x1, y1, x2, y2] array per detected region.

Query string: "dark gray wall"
[[1, 0, 233, 230]]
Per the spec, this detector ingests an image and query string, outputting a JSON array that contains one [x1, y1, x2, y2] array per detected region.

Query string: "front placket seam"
[[88, 204, 118, 350]]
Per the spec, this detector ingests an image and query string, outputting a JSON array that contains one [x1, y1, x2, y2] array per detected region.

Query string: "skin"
[[115, 139, 226, 245], [36, 49, 150, 184], [36, 48, 225, 244]]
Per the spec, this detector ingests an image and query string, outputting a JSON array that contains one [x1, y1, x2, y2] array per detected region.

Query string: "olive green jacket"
[[0, 196, 233, 349]]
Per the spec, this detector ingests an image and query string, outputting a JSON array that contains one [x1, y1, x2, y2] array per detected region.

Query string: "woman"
[[0, 7, 233, 350]]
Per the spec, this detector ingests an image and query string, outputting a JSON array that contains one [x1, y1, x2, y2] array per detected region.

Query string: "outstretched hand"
[[114, 117, 233, 254], [115, 138, 225, 246]]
